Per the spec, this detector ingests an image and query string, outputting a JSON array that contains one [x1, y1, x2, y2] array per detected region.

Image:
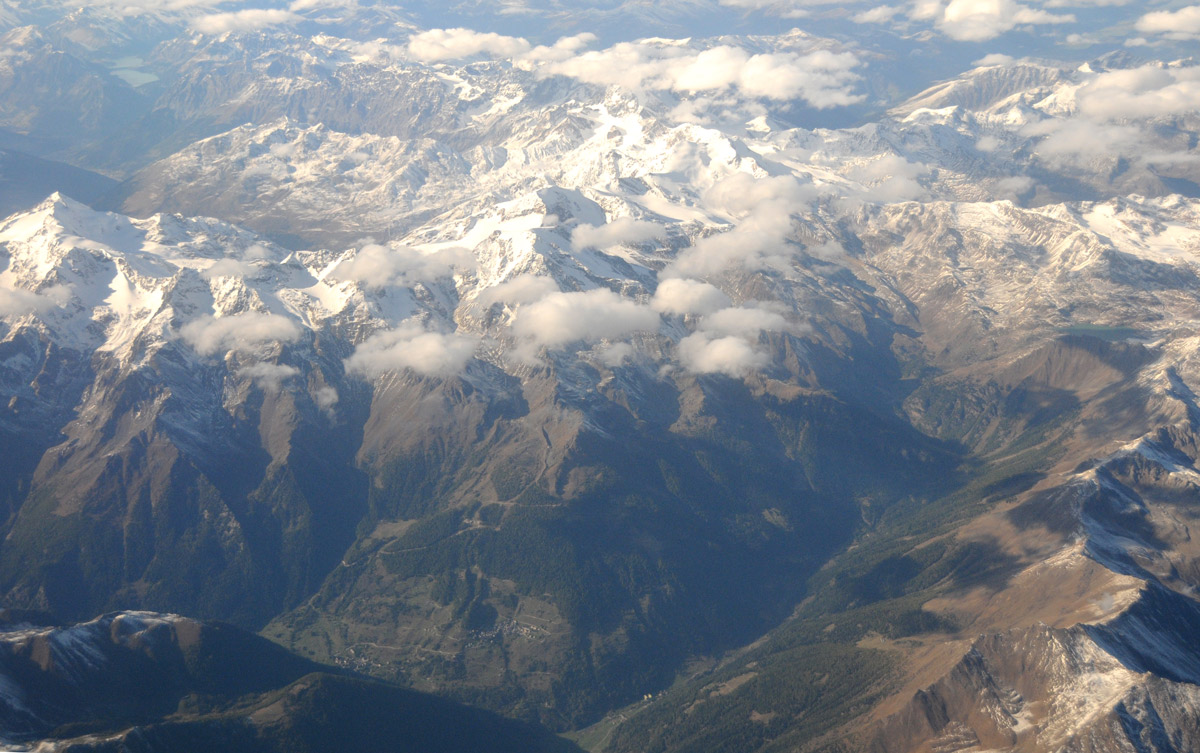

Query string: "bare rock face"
[[2, 11, 1200, 752], [871, 586, 1200, 753]]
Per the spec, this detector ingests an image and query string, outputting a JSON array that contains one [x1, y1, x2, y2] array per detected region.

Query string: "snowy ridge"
[[1, 12, 1200, 752]]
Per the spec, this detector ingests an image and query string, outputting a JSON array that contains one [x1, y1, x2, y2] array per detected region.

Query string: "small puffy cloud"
[[854, 5, 903, 23], [674, 303, 791, 377], [571, 218, 666, 251], [405, 29, 596, 64], [64, 0, 231, 19], [936, 0, 1074, 41], [344, 319, 478, 378], [669, 209, 796, 277], [244, 244, 271, 261], [651, 278, 732, 316], [1135, 6, 1200, 40], [238, 362, 299, 391], [329, 244, 473, 290], [701, 305, 790, 337], [1019, 62, 1200, 168], [511, 288, 660, 349], [180, 312, 302, 357], [0, 284, 70, 316], [703, 173, 815, 217], [191, 8, 300, 34], [523, 33, 597, 63], [717, 0, 807, 16], [202, 258, 259, 279], [1076, 65, 1200, 121], [846, 155, 930, 203], [402, 33, 861, 108], [973, 53, 1016, 66], [538, 43, 864, 108], [477, 274, 561, 306], [407, 28, 531, 62], [805, 241, 848, 262], [994, 175, 1036, 199], [975, 135, 1002, 151], [0, 288, 46, 317], [1024, 118, 1142, 161], [594, 342, 635, 367], [290, 0, 358, 10], [670, 175, 808, 276], [678, 333, 769, 377], [315, 385, 339, 413], [909, 0, 945, 20]]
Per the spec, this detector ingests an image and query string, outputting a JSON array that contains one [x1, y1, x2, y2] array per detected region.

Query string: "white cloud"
[[65, 0, 227, 16], [477, 274, 561, 306], [0, 284, 70, 316], [805, 241, 849, 262], [651, 278, 732, 316], [701, 305, 790, 337], [202, 258, 259, 279], [717, 0, 806, 15], [1135, 6, 1200, 39], [973, 53, 1016, 66], [670, 209, 796, 277], [672, 303, 792, 376], [238, 362, 299, 391], [703, 173, 815, 218], [936, 0, 1074, 41], [677, 333, 769, 377], [407, 28, 532, 62], [290, 0, 358, 10], [1076, 65, 1200, 121], [667, 173, 813, 277], [537, 43, 864, 107], [405, 28, 597, 64], [909, 0, 946, 21], [994, 175, 1036, 199], [571, 218, 666, 251], [180, 312, 302, 357], [344, 319, 478, 378], [329, 244, 473, 290], [523, 33, 598, 63], [315, 385, 339, 413], [671, 46, 753, 92], [190, 8, 300, 34], [976, 135, 1002, 151], [854, 5, 902, 23], [1018, 63, 1200, 170], [846, 155, 930, 203], [593, 342, 635, 367], [511, 288, 660, 350], [403, 30, 863, 108], [717, 0, 850, 16], [1023, 118, 1143, 163]]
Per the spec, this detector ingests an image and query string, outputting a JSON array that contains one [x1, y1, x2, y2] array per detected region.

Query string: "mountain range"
[[1, 1, 1200, 751]]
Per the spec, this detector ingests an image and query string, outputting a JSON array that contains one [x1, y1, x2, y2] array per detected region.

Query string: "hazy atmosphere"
[[1, 0, 1199, 751]]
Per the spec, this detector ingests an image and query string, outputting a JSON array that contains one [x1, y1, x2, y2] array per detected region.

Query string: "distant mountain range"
[[2, 3, 1200, 751]]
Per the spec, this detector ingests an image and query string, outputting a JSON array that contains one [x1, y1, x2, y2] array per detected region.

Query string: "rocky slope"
[[1, 8, 1200, 753], [0, 610, 578, 752]]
